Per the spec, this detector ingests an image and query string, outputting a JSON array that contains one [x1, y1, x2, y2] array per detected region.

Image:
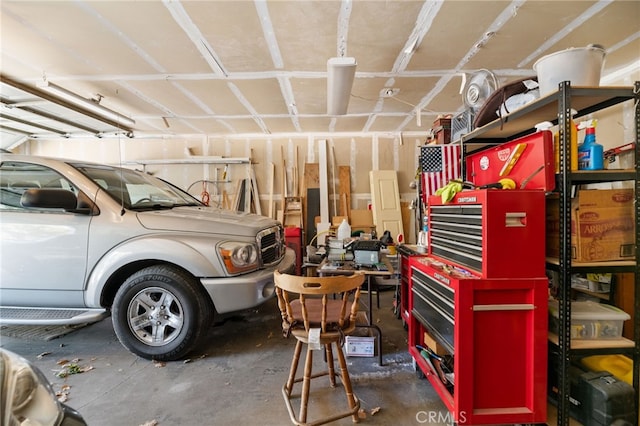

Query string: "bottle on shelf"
[[417, 214, 429, 253], [536, 119, 578, 173], [337, 218, 351, 241], [577, 119, 604, 170]]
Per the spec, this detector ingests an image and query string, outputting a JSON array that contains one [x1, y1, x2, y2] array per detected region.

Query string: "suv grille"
[[257, 225, 285, 266]]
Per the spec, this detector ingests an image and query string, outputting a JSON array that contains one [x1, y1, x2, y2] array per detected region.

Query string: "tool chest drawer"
[[428, 189, 546, 279], [411, 266, 455, 353], [429, 203, 483, 272]]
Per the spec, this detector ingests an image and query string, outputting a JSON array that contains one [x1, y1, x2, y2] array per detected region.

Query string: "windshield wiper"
[[130, 203, 174, 211]]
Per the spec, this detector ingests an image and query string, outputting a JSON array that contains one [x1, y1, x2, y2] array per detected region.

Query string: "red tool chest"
[[408, 256, 548, 425], [427, 189, 546, 279], [465, 130, 555, 191]]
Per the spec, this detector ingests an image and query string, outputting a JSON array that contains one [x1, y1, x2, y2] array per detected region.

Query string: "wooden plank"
[[281, 145, 288, 198], [244, 179, 251, 213], [234, 179, 246, 212], [222, 190, 231, 210], [249, 166, 261, 215], [338, 166, 351, 218], [268, 162, 274, 219], [330, 145, 337, 218], [303, 163, 320, 189], [293, 145, 299, 197], [614, 273, 635, 340]]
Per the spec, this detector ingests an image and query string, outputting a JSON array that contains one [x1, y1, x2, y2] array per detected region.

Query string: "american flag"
[[420, 144, 461, 205]]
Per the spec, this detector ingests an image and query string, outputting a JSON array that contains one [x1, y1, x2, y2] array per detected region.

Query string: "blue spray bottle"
[[577, 119, 603, 170]]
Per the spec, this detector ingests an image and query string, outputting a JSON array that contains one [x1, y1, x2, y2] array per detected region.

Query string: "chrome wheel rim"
[[127, 286, 184, 346]]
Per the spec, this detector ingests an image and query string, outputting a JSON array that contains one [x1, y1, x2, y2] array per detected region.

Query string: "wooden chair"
[[274, 270, 365, 425]]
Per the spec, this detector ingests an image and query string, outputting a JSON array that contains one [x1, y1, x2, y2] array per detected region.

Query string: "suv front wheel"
[[112, 265, 212, 361]]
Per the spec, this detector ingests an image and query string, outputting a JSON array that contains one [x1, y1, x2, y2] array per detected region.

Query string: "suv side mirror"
[[20, 188, 89, 214]]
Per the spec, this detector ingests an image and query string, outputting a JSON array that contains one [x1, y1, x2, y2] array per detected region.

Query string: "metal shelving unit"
[[455, 81, 640, 426]]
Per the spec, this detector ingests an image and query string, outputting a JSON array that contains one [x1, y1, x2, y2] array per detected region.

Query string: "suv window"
[[72, 163, 202, 210], [0, 161, 77, 210]]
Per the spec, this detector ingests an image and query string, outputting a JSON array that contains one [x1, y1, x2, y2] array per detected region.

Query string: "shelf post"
[[557, 80, 573, 426], [633, 80, 640, 423]]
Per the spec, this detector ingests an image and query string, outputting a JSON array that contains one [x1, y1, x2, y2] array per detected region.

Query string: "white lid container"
[[548, 300, 630, 339], [533, 45, 606, 96], [549, 300, 629, 321]]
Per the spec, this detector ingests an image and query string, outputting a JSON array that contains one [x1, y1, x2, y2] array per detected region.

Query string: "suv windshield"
[[73, 163, 203, 210]]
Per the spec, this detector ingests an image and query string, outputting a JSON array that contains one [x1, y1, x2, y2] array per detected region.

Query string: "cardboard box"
[[546, 189, 635, 262], [349, 209, 376, 235], [432, 117, 451, 145], [423, 331, 448, 356]]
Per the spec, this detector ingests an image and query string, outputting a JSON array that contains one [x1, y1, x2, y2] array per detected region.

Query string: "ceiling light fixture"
[[327, 57, 357, 116], [37, 81, 136, 128]]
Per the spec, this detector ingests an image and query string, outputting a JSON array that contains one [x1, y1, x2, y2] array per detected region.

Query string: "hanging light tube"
[[327, 57, 356, 116], [37, 81, 135, 128]]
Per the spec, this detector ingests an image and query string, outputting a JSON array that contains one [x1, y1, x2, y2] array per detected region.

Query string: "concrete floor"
[[1, 287, 582, 426], [1, 289, 457, 426]]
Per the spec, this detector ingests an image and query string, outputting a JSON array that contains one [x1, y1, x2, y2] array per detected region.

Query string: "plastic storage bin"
[[549, 300, 630, 339]]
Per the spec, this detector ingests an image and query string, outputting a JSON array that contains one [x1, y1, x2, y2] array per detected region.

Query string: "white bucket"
[[533, 45, 606, 96]]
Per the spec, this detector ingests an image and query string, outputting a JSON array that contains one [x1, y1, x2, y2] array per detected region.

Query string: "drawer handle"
[[505, 212, 526, 227], [472, 303, 535, 311]]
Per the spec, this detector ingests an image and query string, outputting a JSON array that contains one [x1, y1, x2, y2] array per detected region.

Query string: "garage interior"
[[1, 1, 640, 426]]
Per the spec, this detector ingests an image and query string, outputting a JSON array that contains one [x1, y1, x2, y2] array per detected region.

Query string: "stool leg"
[[300, 345, 313, 423], [325, 343, 336, 387], [285, 340, 303, 397], [336, 343, 359, 423]]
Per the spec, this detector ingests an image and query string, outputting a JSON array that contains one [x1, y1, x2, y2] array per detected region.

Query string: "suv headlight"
[[218, 242, 259, 274], [1, 349, 86, 426]]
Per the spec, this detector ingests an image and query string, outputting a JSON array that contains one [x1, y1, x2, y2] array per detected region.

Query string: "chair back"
[[274, 270, 364, 336]]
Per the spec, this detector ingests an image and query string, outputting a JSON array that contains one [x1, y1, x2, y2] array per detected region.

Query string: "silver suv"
[[0, 154, 294, 361]]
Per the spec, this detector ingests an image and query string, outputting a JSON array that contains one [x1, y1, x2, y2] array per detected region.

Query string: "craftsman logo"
[[416, 410, 467, 424], [497, 147, 511, 161], [456, 196, 477, 203], [433, 272, 450, 285]]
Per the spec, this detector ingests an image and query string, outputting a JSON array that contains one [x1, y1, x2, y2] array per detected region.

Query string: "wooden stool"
[[274, 270, 365, 425]]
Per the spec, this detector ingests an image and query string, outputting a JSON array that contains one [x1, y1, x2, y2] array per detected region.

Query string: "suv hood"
[[136, 206, 278, 237]]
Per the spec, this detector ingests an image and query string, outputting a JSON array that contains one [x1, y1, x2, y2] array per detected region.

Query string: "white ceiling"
[[1, 0, 639, 149]]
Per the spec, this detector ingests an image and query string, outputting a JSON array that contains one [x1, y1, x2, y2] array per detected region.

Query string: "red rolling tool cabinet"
[[408, 189, 549, 425], [408, 256, 548, 425]]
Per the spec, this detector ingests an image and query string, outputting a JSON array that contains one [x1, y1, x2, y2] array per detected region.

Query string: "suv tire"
[[112, 265, 212, 361]]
